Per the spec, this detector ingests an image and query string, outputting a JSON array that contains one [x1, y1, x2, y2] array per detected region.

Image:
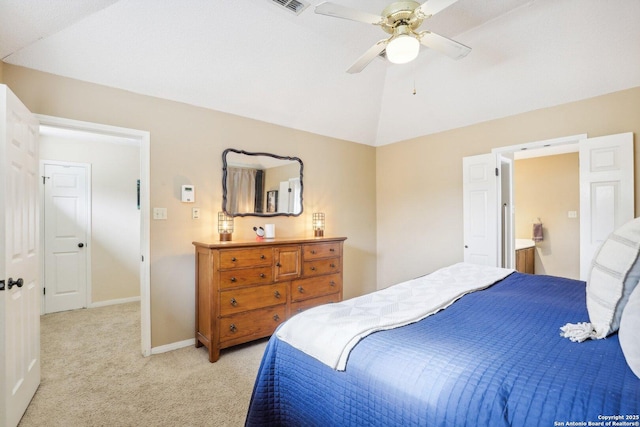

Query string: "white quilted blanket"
[[276, 262, 514, 370]]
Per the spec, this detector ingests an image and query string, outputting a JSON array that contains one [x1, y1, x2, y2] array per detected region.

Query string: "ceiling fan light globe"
[[386, 34, 420, 64]]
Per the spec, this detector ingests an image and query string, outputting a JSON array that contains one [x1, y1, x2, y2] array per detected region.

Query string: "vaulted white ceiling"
[[1, 0, 639, 146]]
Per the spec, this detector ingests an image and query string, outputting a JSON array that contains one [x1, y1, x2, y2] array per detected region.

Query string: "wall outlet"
[[192, 208, 200, 219], [153, 207, 167, 220], [568, 210, 577, 218]]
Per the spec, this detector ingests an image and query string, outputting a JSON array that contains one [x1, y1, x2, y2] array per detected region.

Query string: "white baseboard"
[[151, 338, 195, 355], [89, 296, 141, 308]]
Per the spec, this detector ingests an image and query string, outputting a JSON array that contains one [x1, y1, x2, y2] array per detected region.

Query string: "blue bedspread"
[[245, 273, 640, 426]]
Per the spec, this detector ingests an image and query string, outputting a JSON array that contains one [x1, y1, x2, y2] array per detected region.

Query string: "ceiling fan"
[[315, 0, 471, 73]]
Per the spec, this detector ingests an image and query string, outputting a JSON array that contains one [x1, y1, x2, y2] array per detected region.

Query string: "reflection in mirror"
[[222, 149, 303, 217]]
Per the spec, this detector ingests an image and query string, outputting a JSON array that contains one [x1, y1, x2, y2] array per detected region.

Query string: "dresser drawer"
[[219, 266, 273, 289], [303, 258, 340, 277], [290, 293, 341, 315], [219, 306, 286, 342], [303, 242, 341, 260], [291, 273, 341, 302], [219, 283, 286, 316], [220, 248, 272, 269]]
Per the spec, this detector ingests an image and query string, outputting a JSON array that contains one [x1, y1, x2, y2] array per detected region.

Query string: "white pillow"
[[587, 217, 640, 338], [619, 285, 640, 379]]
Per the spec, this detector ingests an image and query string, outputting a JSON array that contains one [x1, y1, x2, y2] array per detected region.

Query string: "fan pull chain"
[[412, 62, 417, 95]]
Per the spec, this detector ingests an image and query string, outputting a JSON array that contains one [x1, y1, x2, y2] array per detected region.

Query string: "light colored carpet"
[[18, 302, 268, 427]]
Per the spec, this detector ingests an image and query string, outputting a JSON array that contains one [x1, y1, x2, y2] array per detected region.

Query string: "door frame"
[[35, 115, 152, 357], [499, 154, 514, 269], [40, 160, 92, 314]]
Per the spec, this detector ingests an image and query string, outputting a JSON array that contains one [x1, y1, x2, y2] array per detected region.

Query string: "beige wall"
[[3, 60, 639, 348], [40, 133, 141, 303], [514, 153, 580, 279], [377, 87, 640, 289], [1, 63, 377, 348]]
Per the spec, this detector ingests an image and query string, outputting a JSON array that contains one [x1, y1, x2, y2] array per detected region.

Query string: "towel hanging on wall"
[[532, 221, 544, 242]]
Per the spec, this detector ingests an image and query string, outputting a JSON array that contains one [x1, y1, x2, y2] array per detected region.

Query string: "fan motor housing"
[[381, 1, 424, 34]]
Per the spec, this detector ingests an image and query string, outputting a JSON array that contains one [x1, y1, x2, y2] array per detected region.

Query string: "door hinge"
[[0, 280, 4, 291], [495, 167, 499, 177], [42, 176, 50, 184], [43, 287, 46, 295], [141, 255, 144, 262]]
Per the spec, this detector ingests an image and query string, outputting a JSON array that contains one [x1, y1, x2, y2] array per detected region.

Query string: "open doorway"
[[493, 135, 583, 279], [513, 147, 580, 279], [36, 115, 151, 357], [40, 130, 140, 311]]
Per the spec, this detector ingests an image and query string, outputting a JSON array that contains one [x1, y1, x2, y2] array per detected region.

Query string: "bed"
[[246, 218, 640, 427], [245, 264, 640, 426]]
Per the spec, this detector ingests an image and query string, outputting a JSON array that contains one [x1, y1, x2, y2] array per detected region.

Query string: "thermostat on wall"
[[182, 185, 195, 203]]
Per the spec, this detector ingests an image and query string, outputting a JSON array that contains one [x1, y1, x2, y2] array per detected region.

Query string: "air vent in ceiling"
[[270, 0, 310, 15]]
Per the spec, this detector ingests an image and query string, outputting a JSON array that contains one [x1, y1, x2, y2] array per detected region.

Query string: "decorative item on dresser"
[[193, 236, 346, 362], [217, 211, 234, 241]]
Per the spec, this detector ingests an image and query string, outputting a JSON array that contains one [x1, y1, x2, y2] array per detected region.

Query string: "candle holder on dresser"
[[313, 212, 325, 237], [218, 211, 234, 241]]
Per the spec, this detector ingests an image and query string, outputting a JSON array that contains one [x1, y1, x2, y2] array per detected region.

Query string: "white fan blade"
[[418, 31, 471, 59], [417, 0, 459, 18], [347, 39, 389, 74], [315, 2, 385, 25]]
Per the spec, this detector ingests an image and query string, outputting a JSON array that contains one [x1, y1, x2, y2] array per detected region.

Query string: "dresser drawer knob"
[[260, 273, 266, 278], [297, 286, 304, 293], [310, 266, 316, 271], [273, 314, 280, 321], [276, 262, 281, 267], [274, 290, 281, 298], [330, 248, 335, 252], [296, 308, 303, 313], [231, 257, 237, 262], [230, 277, 237, 282], [329, 281, 336, 287], [230, 298, 238, 306], [229, 324, 237, 333], [310, 250, 316, 254], [330, 263, 336, 268]]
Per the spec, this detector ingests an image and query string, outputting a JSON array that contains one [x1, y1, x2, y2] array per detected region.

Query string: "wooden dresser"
[[193, 236, 346, 362]]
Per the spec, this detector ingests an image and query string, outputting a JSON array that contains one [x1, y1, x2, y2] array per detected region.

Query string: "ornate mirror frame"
[[222, 148, 304, 217]]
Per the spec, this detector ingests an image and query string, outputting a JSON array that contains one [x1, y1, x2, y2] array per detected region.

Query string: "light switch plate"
[[153, 207, 167, 220]]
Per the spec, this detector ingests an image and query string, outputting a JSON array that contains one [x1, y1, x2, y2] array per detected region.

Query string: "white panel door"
[[277, 181, 289, 213], [43, 162, 89, 313], [579, 133, 634, 280], [289, 177, 301, 214], [463, 153, 499, 266], [0, 85, 40, 427]]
